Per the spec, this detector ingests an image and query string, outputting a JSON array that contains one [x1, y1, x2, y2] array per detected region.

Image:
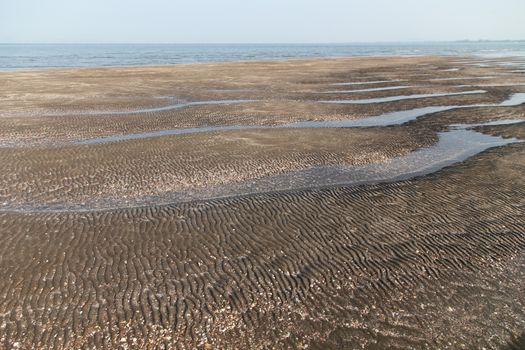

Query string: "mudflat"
[[0, 56, 524, 349]]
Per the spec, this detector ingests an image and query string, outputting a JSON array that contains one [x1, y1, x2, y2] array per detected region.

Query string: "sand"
[[0, 56, 524, 349]]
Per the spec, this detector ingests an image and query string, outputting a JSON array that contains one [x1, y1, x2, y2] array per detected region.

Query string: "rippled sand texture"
[[0, 127, 437, 210], [0, 56, 519, 146], [1, 56, 525, 349]]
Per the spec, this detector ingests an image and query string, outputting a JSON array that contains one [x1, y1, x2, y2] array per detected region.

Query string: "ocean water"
[[1, 42, 525, 70]]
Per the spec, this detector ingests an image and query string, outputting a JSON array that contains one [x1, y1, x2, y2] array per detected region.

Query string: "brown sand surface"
[[0, 56, 525, 349], [0, 56, 519, 146], [1, 143, 525, 349], [0, 126, 435, 209], [476, 121, 525, 139]]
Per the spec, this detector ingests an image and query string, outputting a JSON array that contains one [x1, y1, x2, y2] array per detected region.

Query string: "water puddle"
[[13, 125, 522, 212], [42, 99, 257, 117], [321, 86, 415, 94], [429, 76, 495, 81], [456, 83, 525, 88], [189, 128, 522, 205], [452, 119, 524, 129], [495, 61, 525, 68], [286, 106, 458, 128], [499, 93, 525, 106], [469, 60, 525, 70], [78, 125, 264, 145], [77, 93, 525, 144], [450, 60, 491, 65], [320, 90, 487, 104], [204, 88, 256, 93], [331, 80, 404, 86], [6, 93, 525, 211]]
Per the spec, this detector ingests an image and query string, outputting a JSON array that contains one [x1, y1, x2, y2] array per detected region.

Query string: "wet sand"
[[0, 56, 525, 349]]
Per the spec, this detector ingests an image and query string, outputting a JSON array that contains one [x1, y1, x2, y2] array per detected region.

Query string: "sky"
[[1, 0, 525, 43]]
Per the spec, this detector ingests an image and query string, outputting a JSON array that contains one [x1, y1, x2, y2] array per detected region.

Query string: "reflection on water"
[[77, 93, 525, 144], [331, 80, 404, 86], [452, 119, 525, 129], [190, 128, 522, 204], [9, 92, 523, 210], [320, 90, 487, 104], [7, 125, 523, 212], [5, 119, 525, 213], [78, 125, 263, 145], [321, 85, 415, 93], [429, 76, 495, 81], [3, 42, 525, 70], [43, 99, 257, 117]]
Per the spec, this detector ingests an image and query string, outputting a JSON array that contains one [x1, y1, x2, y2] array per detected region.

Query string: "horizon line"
[[2, 39, 525, 45]]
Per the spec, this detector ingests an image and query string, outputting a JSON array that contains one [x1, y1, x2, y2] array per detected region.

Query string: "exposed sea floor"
[[1, 55, 525, 349]]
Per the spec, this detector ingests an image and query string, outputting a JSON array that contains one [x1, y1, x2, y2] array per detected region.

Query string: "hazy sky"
[[1, 0, 524, 43]]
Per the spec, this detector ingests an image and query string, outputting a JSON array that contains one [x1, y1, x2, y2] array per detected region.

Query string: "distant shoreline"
[[2, 40, 524, 45], [2, 41, 525, 70], [0, 55, 446, 73]]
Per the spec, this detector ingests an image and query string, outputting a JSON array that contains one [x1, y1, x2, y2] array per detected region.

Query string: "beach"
[[1, 55, 525, 349]]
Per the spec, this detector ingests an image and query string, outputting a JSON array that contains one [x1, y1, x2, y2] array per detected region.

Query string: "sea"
[[1, 42, 525, 70]]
